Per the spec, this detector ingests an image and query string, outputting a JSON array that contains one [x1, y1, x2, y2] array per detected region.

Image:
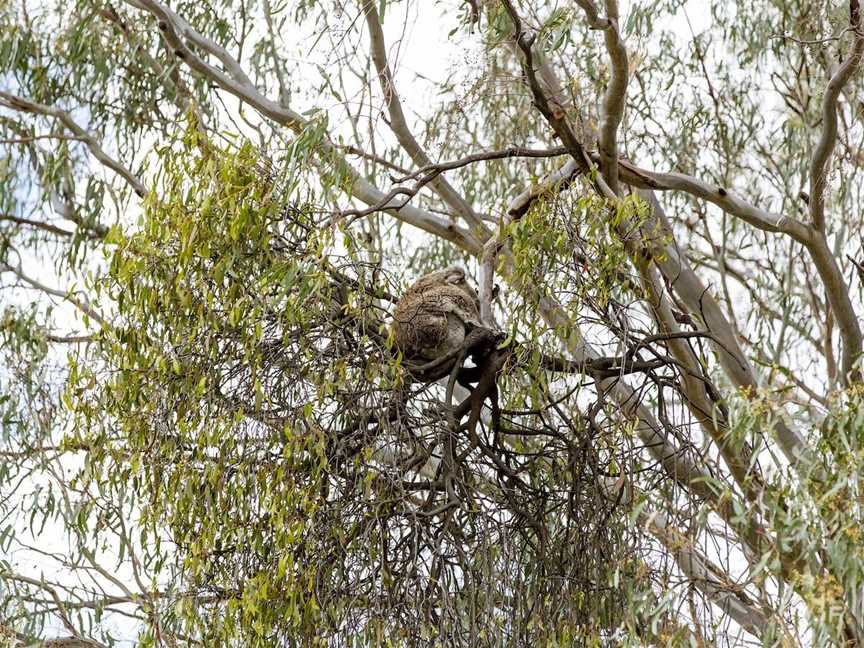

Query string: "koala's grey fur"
[[393, 266, 482, 362]]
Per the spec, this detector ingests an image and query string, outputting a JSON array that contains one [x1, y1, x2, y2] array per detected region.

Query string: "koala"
[[393, 266, 482, 363]]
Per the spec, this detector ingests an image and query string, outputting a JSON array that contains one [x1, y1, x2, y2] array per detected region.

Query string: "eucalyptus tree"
[[1, 0, 864, 645]]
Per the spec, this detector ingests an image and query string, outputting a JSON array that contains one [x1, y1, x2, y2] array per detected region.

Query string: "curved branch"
[[349, 177, 481, 254], [0, 91, 146, 198], [361, 0, 488, 234], [500, 1, 592, 172], [611, 155, 813, 242], [123, 0, 484, 254], [597, 0, 629, 194], [1, 262, 105, 326], [809, 5, 864, 232], [123, 0, 305, 128], [342, 146, 569, 226], [804, 3, 864, 382]]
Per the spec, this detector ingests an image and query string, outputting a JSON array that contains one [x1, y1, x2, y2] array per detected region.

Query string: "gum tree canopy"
[[2, 0, 864, 645]]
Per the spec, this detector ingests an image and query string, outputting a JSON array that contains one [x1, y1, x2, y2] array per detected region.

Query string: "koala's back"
[[394, 283, 479, 362]]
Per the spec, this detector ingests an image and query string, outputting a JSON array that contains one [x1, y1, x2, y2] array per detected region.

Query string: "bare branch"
[[597, 0, 629, 194], [573, 0, 604, 26], [0, 262, 106, 326], [805, 234, 863, 383], [639, 191, 811, 466], [500, 1, 593, 172], [479, 219, 508, 327], [639, 509, 770, 637], [45, 333, 97, 344], [0, 91, 147, 197], [394, 146, 569, 183], [1, 572, 109, 647], [507, 158, 581, 218], [0, 213, 74, 237], [611, 155, 813, 241], [340, 145, 412, 175], [97, 2, 205, 127], [361, 0, 488, 234], [809, 4, 864, 232], [123, 0, 484, 253], [342, 146, 568, 224], [0, 134, 85, 144], [122, 0, 305, 129], [506, 264, 769, 561], [614, 156, 862, 384]]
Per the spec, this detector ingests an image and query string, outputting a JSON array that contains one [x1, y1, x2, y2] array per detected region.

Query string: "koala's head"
[[410, 266, 477, 298], [411, 265, 463, 288]]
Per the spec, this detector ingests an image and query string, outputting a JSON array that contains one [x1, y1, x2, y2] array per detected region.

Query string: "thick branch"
[[573, 0, 604, 26], [805, 234, 863, 383], [507, 158, 580, 218], [479, 227, 504, 327], [124, 0, 304, 127], [615, 157, 861, 384], [596, 0, 629, 194], [611, 155, 813, 242], [635, 258, 767, 503], [639, 191, 810, 465], [805, 3, 864, 381]]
